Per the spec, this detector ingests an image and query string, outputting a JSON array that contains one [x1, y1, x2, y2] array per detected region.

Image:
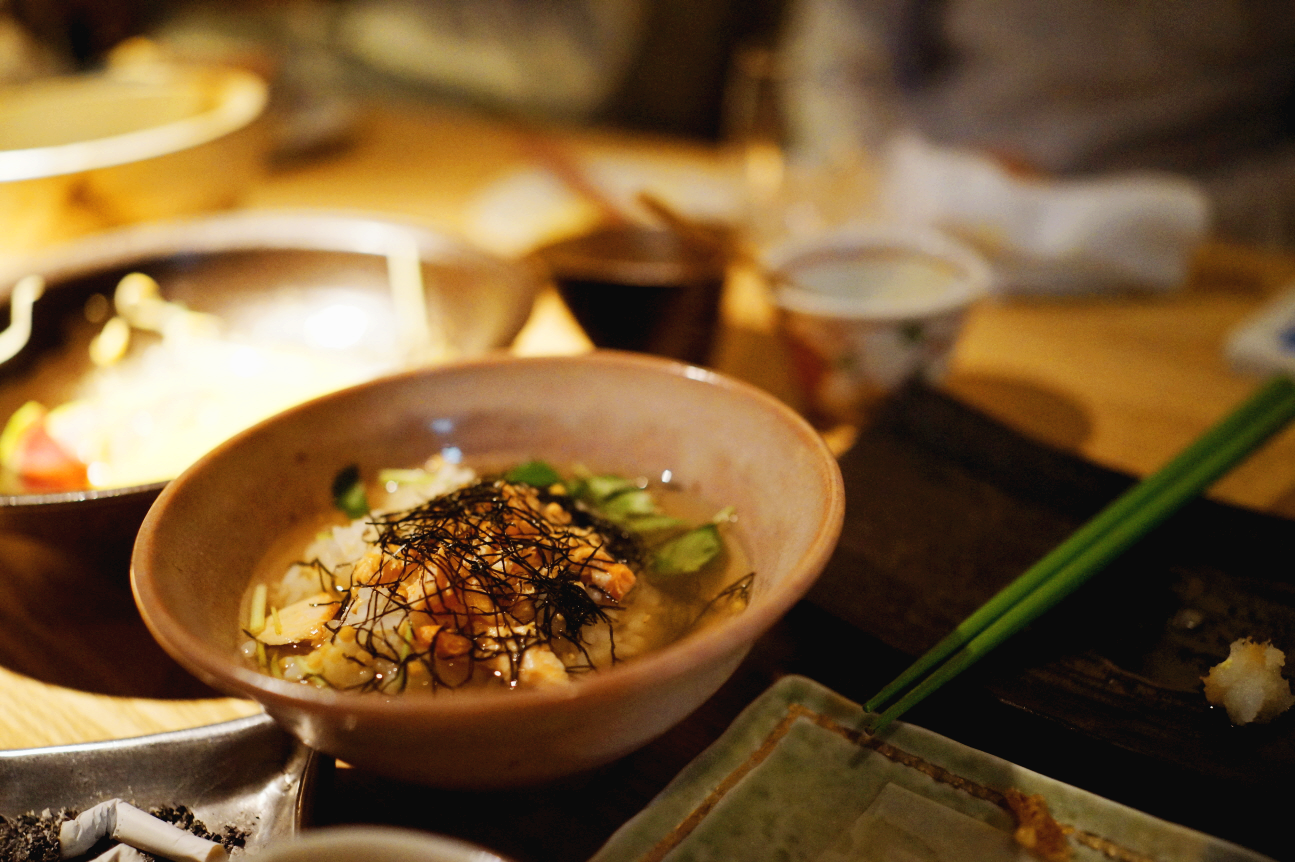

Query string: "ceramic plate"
[[593, 675, 1271, 862]]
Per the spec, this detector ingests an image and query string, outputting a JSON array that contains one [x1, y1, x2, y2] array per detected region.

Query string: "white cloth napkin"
[[879, 133, 1212, 295]]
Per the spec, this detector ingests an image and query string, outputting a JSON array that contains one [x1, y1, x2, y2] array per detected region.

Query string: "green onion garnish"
[[504, 460, 562, 487], [248, 583, 267, 636], [651, 523, 722, 577]]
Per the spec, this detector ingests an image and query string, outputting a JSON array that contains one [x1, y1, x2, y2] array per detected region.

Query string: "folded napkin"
[[880, 134, 1212, 295]]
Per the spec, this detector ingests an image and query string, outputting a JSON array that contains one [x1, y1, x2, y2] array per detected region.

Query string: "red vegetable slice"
[[1, 403, 88, 491]]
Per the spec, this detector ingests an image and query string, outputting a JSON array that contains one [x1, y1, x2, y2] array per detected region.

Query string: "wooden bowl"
[[132, 352, 844, 787]]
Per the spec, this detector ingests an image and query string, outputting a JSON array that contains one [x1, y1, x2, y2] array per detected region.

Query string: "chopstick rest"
[[59, 799, 228, 862]]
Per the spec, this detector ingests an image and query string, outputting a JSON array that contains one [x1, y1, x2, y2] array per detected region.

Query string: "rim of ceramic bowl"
[[131, 351, 846, 722], [0, 65, 268, 182], [0, 209, 541, 510], [530, 223, 725, 286], [253, 825, 510, 862], [764, 224, 992, 321]]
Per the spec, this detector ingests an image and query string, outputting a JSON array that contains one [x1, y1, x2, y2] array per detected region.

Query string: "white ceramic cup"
[[765, 224, 991, 426]]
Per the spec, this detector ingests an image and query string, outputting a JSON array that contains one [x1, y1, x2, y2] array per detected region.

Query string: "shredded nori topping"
[[316, 478, 645, 692], [690, 572, 755, 632]]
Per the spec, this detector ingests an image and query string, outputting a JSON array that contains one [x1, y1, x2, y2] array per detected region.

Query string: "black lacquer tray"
[[807, 383, 1295, 805]]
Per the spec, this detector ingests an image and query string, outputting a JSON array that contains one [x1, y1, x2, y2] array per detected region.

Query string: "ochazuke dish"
[[239, 457, 753, 693]]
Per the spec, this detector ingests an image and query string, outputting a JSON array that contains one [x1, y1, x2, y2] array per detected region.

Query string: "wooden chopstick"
[[863, 374, 1295, 733]]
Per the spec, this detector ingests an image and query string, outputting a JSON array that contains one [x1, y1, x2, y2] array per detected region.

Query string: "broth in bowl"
[[241, 457, 753, 693]]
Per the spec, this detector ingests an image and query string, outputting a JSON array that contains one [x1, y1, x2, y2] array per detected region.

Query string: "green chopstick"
[[864, 374, 1295, 732]]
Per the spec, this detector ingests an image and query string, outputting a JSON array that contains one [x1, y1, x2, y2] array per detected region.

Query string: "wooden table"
[[4, 96, 1295, 859]]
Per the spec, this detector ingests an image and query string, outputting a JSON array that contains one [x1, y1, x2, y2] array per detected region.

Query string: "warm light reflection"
[[229, 345, 265, 378], [303, 303, 370, 350]]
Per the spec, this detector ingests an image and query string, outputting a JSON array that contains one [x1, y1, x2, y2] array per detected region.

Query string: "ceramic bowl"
[[0, 210, 542, 570], [132, 352, 845, 787], [765, 224, 990, 426], [0, 62, 268, 251], [529, 224, 727, 365]]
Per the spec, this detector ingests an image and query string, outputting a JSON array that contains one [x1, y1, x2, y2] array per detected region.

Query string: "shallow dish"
[[131, 352, 845, 787], [593, 675, 1271, 862], [0, 713, 314, 853], [0, 210, 542, 568]]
